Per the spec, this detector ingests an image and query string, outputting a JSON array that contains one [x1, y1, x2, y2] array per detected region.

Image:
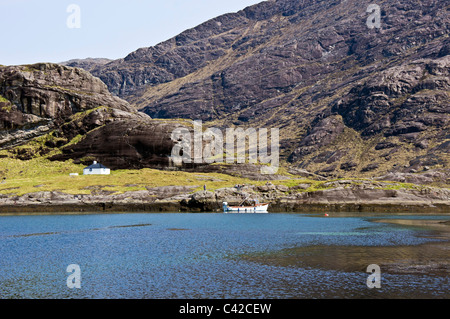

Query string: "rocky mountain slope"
[[60, 58, 113, 72], [0, 0, 449, 188], [88, 0, 449, 182]]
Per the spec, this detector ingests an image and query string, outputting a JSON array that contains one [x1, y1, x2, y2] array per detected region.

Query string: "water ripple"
[[0, 213, 448, 299]]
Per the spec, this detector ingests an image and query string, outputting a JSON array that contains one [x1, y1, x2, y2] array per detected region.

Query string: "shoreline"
[[1, 180, 449, 214], [0, 200, 449, 214]]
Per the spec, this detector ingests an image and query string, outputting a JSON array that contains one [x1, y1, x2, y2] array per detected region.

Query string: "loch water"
[[0, 212, 448, 299]]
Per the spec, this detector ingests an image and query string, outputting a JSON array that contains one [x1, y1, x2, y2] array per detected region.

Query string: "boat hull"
[[224, 203, 269, 213]]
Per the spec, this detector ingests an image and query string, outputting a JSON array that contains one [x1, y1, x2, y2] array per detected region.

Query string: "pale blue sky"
[[0, 0, 263, 66]]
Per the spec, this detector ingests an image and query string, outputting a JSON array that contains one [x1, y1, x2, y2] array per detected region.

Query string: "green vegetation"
[[9, 131, 66, 159], [69, 106, 107, 121], [6, 107, 113, 162], [375, 181, 418, 191], [21, 65, 36, 73], [63, 134, 85, 147], [0, 155, 293, 196], [0, 152, 441, 199], [0, 96, 12, 112], [1, 137, 434, 199]]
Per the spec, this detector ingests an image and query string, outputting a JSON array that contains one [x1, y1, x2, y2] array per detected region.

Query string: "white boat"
[[222, 202, 269, 213]]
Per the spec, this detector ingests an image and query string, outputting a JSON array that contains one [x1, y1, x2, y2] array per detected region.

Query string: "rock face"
[[0, 63, 134, 148], [87, 0, 449, 180], [333, 57, 450, 138], [0, 63, 187, 169], [49, 117, 186, 169], [0, 63, 133, 116]]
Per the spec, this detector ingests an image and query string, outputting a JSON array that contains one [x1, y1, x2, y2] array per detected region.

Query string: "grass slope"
[[0, 153, 321, 196]]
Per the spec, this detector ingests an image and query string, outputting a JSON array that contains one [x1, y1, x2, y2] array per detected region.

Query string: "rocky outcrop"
[[0, 63, 192, 169], [333, 56, 450, 137], [0, 63, 133, 117], [288, 116, 345, 161], [49, 117, 186, 169], [376, 170, 450, 185], [0, 63, 134, 148]]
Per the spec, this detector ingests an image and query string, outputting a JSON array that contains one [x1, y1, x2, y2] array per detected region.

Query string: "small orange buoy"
[[325, 213, 329, 217]]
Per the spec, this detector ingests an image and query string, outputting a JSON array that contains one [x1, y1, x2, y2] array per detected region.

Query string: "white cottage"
[[83, 161, 110, 175]]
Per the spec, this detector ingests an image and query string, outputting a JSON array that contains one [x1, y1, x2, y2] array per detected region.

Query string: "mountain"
[[87, 0, 449, 182], [60, 58, 113, 72], [1, 0, 449, 186]]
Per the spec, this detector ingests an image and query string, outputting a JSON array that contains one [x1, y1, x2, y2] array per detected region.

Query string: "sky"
[[0, 0, 263, 66]]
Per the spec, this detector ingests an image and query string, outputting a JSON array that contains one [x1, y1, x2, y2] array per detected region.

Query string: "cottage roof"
[[84, 162, 109, 170]]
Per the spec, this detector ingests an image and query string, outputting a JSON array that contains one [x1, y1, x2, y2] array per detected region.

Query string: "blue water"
[[0, 213, 448, 299]]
